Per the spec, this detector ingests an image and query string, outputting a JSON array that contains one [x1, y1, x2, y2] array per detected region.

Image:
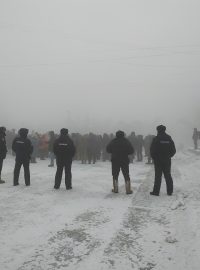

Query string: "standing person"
[[30, 132, 38, 163], [12, 128, 33, 186], [102, 133, 110, 161], [48, 131, 55, 167], [106, 130, 134, 194], [192, 128, 198, 150], [87, 133, 97, 164], [0, 127, 7, 184], [144, 135, 155, 164], [38, 133, 48, 160], [150, 125, 176, 196], [136, 135, 144, 161], [53, 128, 76, 190], [128, 132, 137, 163]]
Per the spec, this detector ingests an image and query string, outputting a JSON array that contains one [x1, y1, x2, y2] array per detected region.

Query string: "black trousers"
[[55, 160, 72, 188], [153, 159, 173, 195], [14, 159, 30, 185], [112, 161, 130, 181], [0, 158, 3, 178]]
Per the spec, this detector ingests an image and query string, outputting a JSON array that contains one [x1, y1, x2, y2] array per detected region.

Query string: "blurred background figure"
[[192, 128, 199, 150], [136, 135, 144, 162], [48, 131, 56, 167], [30, 131, 38, 163], [0, 127, 7, 184], [144, 135, 155, 164]]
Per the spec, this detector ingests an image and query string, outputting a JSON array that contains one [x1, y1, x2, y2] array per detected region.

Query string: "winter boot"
[[125, 180, 133, 194], [112, 179, 118, 193]]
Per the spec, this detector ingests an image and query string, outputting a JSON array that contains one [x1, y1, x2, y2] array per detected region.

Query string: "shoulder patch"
[[59, 143, 68, 146]]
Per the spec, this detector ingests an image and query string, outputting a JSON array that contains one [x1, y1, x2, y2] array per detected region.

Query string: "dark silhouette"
[[192, 128, 198, 150], [48, 131, 56, 167], [12, 128, 33, 186], [53, 128, 76, 190], [0, 127, 7, 184], [106, 130, 134, 194], [150, 125, 176, 196], [136, 135, 144, 161]]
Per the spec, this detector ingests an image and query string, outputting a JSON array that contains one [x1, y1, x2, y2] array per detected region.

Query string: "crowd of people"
[[0, 125, 176, 196], [3, 129, 155, 166]]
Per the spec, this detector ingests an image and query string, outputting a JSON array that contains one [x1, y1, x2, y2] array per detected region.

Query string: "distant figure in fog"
[[136, 135, 144, 161], [12, 128, 33, 186], [30, 132, 38, 163], [53, 129, 76, 190], [106, 130, 134, 194], [150, 125, 176, 196], [48, 131, 55, 167], [144, 135, 155, 164], [128, 132, 137, 163], [0, 127, 7, 184], [192, 128, 198, 150], [38, 133, 48, 160]]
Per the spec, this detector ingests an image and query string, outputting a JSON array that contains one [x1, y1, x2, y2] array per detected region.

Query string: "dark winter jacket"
[[0, 133, 7, 159], [12, 136, 33, 161], [150, 133, 176, 160], [53, 135, 76, 162], [106, 137, 134, 163]]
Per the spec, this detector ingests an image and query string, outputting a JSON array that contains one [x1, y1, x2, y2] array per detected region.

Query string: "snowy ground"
[[1, 151, 200, 270]]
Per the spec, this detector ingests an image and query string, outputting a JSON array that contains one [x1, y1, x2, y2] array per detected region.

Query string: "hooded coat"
[[106, 131, 134, 163], [12, 129, 33, 160]]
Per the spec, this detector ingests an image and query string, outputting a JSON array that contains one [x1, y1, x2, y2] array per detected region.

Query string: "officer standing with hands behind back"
[[150, 125, 176, 196], [12, 128, 33, 186], [53, 128, 76, 190]]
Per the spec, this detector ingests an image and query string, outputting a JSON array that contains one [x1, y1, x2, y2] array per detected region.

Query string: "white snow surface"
[[1, 151, 200, 270]]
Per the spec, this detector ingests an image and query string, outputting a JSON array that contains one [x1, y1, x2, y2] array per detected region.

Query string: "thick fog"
[[1, 0, 200, 143]]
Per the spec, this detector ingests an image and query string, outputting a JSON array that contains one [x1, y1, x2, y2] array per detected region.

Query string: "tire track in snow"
[[14, 163, 152, 270]]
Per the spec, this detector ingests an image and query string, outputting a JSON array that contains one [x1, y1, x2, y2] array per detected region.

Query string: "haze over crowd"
[[1, 0, 200, 144]]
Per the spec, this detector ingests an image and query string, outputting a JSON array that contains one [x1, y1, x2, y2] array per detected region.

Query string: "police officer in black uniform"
[[12, 128, 33, 186], [53, 128, 76, 190], [106, 130, 134, 194], [0, 127, 7, 184], [150, 125, 176, 196]]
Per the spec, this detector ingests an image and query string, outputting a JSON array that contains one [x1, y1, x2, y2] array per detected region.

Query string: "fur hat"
[[116, 130, 125, 138], [60, 128, 68, 135], [157, 125, 166, 133], [19, 128, 29, 138]]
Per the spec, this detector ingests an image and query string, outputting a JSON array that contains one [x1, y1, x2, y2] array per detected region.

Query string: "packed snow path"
[[1, 151, 200, 270]]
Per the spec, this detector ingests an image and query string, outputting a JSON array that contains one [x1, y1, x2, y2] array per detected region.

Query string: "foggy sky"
[[1, 0, 200, 143]]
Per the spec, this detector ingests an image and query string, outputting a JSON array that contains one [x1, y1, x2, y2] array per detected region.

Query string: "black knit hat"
[[116, 130, 125, 138], [60, 128, 68, 135], [157, 125, 166, 133]]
